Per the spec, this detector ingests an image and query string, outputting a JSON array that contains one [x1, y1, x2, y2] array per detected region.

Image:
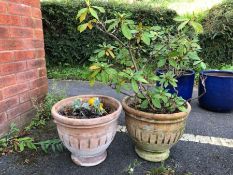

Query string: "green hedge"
[[200, 1, 233, 66], [41, 1, 177, 66]]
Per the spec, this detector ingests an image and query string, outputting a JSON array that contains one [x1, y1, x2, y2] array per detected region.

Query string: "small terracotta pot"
[[122, 97, 191, 162], [52, 95, 122, 166]]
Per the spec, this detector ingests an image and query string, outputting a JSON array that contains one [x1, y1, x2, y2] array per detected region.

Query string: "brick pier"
[[0, 0, 47, 136]]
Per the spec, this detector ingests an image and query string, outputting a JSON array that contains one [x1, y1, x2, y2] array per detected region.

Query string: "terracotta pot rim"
[[52, 95, 122, 126], [122, 96, 191, 121]]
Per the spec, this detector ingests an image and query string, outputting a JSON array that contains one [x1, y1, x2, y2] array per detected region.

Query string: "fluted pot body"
[[122, 97, 191, 162], [52, 95, 122, 167]]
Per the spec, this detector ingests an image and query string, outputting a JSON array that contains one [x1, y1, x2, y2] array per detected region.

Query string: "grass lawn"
[[47, 64, 233, 81]]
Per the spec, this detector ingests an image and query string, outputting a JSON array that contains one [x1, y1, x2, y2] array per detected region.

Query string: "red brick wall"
[[0, 0, 48, 136]]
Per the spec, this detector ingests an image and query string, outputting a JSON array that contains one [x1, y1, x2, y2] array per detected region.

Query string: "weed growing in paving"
[[121, 160, 192, 175], [0, 124, 36, 154], [0, 123, 64, 155], [0, 84, 67, 155], [36, 139, 64, 153], [25, 83, 66, 131]]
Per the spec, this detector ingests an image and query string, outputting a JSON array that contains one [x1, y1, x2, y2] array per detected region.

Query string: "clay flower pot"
[[122, 97, 191, 162], [51, 95, 122, 166]]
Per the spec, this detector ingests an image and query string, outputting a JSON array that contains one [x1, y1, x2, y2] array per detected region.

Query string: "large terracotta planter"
[[52, 95, 122, 166], [122, 97, 191, 162]]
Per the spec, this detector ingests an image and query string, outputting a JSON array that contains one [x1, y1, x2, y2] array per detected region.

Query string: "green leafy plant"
[[0, 123, 65, 155], [61, 97, 107, 118], [124, 159, 142, 175], [0, 123, 19, 153], [14, 137, 37, 152], [77, 0, 205, 113], [36, 139, 64, 153], [74, 97, 106, 115], [145, 162, 192, 175], [151, 24, 206, 76], [145, 163, 175, 175], [0, 124, 37, 154], [25, 83, 67, 131]]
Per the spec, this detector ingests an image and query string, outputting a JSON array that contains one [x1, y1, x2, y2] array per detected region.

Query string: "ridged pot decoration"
[[122, 96, 191, 162]]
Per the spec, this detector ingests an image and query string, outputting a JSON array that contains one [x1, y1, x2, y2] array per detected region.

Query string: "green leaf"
[[76, 8, 88, 19], [19, 143, 24, 152], [140, 99, 149, 109], [157, 59, 166, 68], [200, 62, 206, 69], [131, 79, 139, 93], [134, 75, 148, 84], [100, 71, 109, 83], [78, 23, 88, 33], [189, 21, 203, 34], [178, 106, 187, 112], [89, 8, 99, 20], [193, 60, 202, 65], [92, 6, 105, 13], [152, 98, 161, 109], [170, 81, 177, 88], [161, 96, 168, 103], [51, 144, 56, 153], [107, 22, 118, 32], [178, 20, 189, 31], [169, 59, 177, 67], [98, 50, 105, 58], [141, 33, 150, 45], [121, 24, 132, 40]]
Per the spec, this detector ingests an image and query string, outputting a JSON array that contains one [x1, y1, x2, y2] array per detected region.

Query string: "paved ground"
[[0, 80, 232, 175]]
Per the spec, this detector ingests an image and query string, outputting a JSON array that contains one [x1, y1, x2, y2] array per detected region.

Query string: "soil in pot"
[[58, 97, 114, 119], [59, 105, 113, 119]]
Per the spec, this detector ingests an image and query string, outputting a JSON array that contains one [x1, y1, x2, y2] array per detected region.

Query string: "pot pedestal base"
[[135, 146, 170, 162], [71, 151, 107, 167]]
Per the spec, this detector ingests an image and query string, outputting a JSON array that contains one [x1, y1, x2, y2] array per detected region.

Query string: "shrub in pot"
[[77, 0, 202, 162], [198, 70, 233, 112], [52, 95, 122, 166], [152, 16, 206, 100]]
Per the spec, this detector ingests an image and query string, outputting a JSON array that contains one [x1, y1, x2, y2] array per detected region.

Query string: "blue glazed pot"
[[198, 70, 233, 112], [156, 70, 195, 100]]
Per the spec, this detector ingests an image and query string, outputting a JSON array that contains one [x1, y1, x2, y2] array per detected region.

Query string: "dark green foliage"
[[41, 1, 177, 66], [36, 139, 64, 153], [200, 1, 233, 66]]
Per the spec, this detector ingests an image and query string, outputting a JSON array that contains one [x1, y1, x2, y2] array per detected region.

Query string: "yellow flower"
[[88, 97, 97, 106], [99, 103, 104, 111]]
